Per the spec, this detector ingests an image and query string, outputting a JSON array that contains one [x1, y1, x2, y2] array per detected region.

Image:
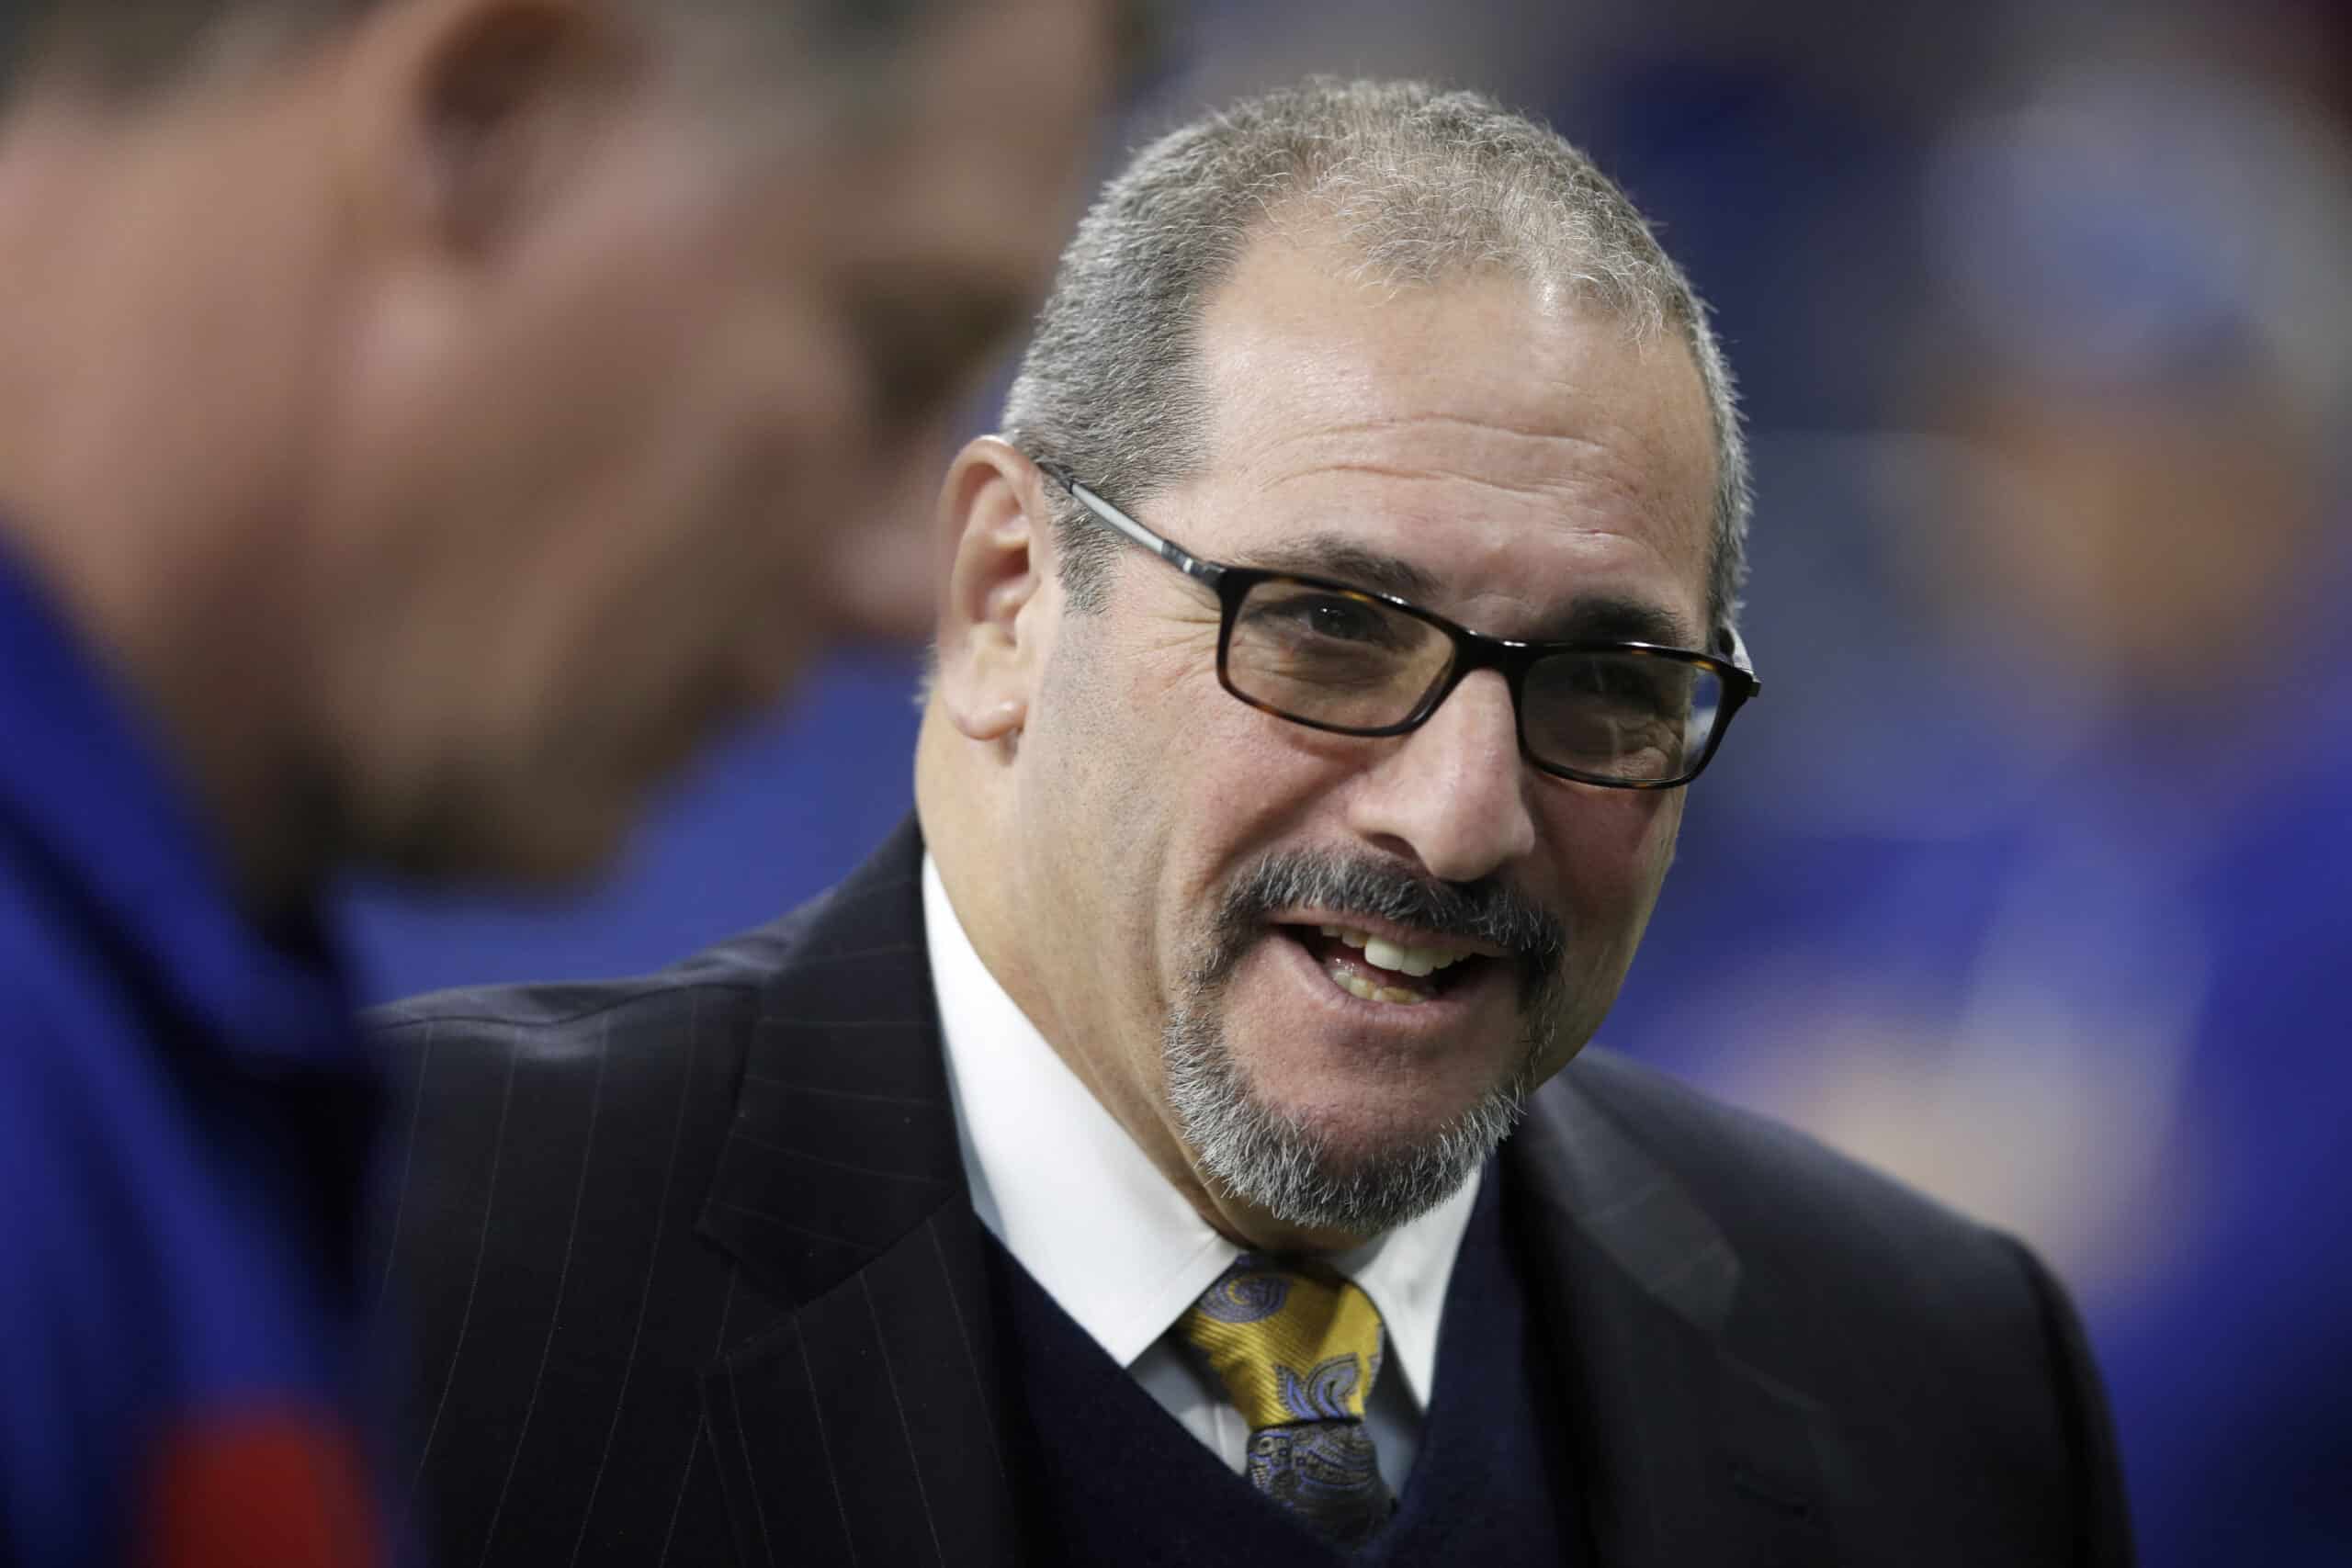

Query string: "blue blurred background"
[[342, 2, 2352, 1561]]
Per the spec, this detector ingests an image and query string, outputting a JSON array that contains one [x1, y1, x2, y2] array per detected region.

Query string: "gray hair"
[[1003, 77, 1753, 636]]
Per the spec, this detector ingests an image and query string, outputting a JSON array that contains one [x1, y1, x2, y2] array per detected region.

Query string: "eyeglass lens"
[[1224, 577, 1723, 783]]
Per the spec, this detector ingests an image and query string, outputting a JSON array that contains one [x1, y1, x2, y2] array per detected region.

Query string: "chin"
[[1162, 1000, 1537, 1238]]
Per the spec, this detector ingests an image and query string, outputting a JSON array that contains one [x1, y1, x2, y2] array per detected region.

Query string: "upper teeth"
[[1318, 925, 1464, 978]]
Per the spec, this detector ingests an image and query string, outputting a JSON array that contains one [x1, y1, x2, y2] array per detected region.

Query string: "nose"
[[1343, 668, 1539, 884]]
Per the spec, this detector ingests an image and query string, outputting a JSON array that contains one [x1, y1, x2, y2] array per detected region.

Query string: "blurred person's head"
[[916, 80, 1751, 1251], [0, 0, 1127, 897], [1914, 67, 2352, 738]]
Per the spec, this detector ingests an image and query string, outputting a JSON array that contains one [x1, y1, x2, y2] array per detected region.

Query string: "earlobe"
[[933, 437, 1051, 744], [954, 695, 1029, 742]]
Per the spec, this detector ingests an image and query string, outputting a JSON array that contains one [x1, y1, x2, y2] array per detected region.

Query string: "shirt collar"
[[922, 853, 1478, 1413], [0, 538, 357, 1076]]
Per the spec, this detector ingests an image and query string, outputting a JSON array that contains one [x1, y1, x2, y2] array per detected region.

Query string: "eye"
[[1255, 592, 1413, 649], [1592, 663, 1673, 712]]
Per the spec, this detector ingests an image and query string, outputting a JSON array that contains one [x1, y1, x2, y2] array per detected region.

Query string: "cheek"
[[514, 177, 874, 568], [1034, 615, 1372, 962], [1029, 637, 1224, 905], [1056, 609, 1248, 778], [579, 323, 873, 692], [1544, 789, 1682, 936], [1154, 705, 1388, 968]]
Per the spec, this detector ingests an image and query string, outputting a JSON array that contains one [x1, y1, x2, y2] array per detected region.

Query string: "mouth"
[[1271, 917, 1505, 1009]]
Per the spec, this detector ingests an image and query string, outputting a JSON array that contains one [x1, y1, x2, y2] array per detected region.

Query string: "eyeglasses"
[[1037, 461, 1759, 789]]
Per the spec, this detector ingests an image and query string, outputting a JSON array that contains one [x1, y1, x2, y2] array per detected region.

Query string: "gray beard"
[[1161, 984, 1553, 1236], [1159, 844, 1570, 1236]]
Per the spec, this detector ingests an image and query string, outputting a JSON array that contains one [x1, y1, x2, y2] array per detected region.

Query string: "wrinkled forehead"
[[1185, 239, 1719, 636]]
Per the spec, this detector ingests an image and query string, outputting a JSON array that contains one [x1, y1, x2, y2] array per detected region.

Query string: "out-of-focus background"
[[342, 2, 2352, 1562]]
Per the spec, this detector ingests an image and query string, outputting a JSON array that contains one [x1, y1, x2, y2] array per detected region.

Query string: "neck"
[[0, 94, 334, 915]]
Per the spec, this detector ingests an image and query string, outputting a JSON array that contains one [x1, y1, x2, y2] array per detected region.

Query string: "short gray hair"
[[1003, 77, 1752, 635]]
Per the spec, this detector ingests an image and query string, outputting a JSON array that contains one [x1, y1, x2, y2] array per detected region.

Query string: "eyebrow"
[[1238, 533, 1444, 604], [1237, 531, 1702, 649], [1532, 594, 1701, 650]]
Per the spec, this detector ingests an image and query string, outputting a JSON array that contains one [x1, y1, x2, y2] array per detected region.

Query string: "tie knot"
[[1177, 1256, 1387, 1432]]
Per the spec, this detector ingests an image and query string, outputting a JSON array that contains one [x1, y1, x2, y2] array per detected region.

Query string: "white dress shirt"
[[922, 855, 1480, 1495]]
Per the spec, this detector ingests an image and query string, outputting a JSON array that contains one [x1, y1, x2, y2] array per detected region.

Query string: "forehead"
[[1188, 235, 1719, 638]]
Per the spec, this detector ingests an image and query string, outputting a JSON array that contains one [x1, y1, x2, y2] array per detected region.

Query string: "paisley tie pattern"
[[1178, 1257, 1395, 1547]]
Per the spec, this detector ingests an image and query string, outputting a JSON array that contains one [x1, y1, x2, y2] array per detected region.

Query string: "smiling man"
[[378, 81, 2132, 1565], [951, 228, 1735, 1266]]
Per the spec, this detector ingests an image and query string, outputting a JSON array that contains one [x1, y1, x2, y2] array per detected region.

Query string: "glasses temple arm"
[[1041, 464, 1224, 588]]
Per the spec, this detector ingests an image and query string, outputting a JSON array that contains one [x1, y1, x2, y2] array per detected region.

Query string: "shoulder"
[[368, 896, 825, 1043], [1550, 1048, 2069, 1333], [359, 896, 863, 1304], [1543, 1048, 2098, 1419], [362, 897, 838, 1319], [1556, 1046, 2002, 1250], [368, 905, 842, 1560], [364, 897, 831, 1104], [1555, 1049, 2111, 1432], [1530, 1052, 2129, 1558]]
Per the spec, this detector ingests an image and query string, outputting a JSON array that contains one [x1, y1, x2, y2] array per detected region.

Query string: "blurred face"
[[312, 0, 1109, 880], [1925, 380, 2324, 719], [1009, 240, 1719, 1240]]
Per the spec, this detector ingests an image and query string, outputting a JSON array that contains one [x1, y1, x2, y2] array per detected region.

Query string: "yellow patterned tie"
[[1177, 1256, 1395, 1547]]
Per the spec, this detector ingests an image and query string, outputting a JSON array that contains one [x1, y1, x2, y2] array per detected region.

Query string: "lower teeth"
[[1326, 961, 1428, 1006]]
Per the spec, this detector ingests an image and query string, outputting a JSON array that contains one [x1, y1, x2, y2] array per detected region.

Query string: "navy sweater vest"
[[985, 1163, 1587, 1564]]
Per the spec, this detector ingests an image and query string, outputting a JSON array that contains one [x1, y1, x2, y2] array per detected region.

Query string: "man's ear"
[[933, 436, 1055, 742], [334, 0, 628, 259]]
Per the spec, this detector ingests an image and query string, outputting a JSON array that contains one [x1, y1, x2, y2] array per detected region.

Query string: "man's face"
[[315, 0, 1109, 880], [1012, 238, 1718, 1236]]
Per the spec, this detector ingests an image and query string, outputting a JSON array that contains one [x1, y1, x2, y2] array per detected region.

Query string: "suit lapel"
[[1506, 1069, 1847, 1568], [695, 821, 1023, 1568]]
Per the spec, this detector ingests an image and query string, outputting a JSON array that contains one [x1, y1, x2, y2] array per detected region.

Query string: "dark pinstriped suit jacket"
[[370, 818, 2132, 1567]]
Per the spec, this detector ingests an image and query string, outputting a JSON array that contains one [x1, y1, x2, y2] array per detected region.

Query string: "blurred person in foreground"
[[0, 0, 1122, 1561], [375, 80, 2132, 1566]]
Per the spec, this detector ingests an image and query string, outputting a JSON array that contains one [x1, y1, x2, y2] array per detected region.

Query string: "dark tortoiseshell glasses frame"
[[1036, 461, 1760, 789]]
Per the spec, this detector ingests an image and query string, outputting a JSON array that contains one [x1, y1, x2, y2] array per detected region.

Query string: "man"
[[0, 1, 1119, 1562], [378, 80, 2133, 1564]]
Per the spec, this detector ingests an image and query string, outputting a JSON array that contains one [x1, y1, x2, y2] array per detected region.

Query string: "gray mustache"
[[1215, 848, 1568, 989]]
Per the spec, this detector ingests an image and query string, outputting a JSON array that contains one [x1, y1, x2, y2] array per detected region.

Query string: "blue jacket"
[[0, 542, 394, 1565]]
